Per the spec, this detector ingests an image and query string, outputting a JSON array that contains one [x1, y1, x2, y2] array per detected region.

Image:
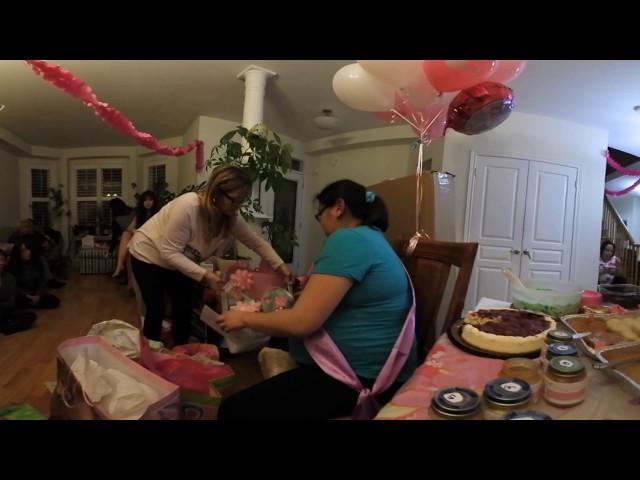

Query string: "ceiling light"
[[312, 109, 341, 130]]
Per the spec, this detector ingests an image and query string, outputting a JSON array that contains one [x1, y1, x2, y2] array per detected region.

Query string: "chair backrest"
[[395, 236, 479, 362]]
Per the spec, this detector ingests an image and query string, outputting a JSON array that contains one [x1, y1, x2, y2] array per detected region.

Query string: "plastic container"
[[511, 279, 583, 318], [597, 284, 640, 309], [581, 290, 602, 308]]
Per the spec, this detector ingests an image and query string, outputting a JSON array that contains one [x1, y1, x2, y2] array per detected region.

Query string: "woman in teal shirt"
[[216, 179, 417, 419]]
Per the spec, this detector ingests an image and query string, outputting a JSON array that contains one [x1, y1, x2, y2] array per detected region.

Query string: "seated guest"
[[215, 179, 418, 420], [0, 249, 37, 334], [7, 219, 65, 288], [599, 240, 627, 285], [7, 240, 60, 309]]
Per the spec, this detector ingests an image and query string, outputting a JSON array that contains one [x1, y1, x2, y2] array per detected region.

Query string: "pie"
[[461, 308, 556, 355]]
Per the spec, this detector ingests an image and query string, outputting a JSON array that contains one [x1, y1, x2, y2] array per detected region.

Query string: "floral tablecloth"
[[374, 335, 640, 420]]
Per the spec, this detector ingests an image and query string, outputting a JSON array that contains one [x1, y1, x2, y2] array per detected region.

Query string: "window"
[[72, 163, 125, 233], [29, 168, 51, 229], [148, 164, 166, 191]]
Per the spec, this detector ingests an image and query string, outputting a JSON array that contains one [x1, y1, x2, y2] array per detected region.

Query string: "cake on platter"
[[461, 308, 556, 355]]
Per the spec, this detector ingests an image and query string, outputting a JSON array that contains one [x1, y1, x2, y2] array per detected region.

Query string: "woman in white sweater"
[[129, 165, 293, 345]]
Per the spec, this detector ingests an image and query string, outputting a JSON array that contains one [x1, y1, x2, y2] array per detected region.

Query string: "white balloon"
[[332, 63, 396, 112], [358, 60, 424, 90]]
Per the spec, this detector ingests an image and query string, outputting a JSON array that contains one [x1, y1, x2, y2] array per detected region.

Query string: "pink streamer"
[[24, 60, 205, 172], [603, 149, 640, 196]]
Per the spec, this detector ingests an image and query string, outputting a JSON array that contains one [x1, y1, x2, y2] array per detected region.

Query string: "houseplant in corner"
[[205, 124, 298, 259]]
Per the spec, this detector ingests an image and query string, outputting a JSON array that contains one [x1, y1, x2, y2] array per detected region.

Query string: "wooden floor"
[[0, 268, 263, 418]]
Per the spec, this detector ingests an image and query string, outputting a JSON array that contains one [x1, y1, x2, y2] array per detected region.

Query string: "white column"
[[237, 65, 276, 130], [236, 65, 277, 264], [236, 65, 277, 219]]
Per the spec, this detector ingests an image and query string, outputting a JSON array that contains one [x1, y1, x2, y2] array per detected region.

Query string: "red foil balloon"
[[447, 82, 515, 136]]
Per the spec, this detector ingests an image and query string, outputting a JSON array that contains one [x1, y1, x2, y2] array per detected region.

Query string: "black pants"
[[217, 363, 404, 420], [0, 309, 36, 334], [16, 292, 59, 309], [131, 256, 195, 345]]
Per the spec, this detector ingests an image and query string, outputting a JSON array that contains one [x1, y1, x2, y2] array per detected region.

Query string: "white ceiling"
[[2, 59, 640, 191]]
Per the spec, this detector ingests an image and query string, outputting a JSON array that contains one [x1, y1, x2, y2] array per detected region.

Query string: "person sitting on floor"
[[0, 249, 37, 334], [7, 219, 65, 288], [7, 240, 60, 309]]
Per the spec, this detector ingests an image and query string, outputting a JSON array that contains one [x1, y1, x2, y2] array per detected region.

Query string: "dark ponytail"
[[315, 179, 389, 232]]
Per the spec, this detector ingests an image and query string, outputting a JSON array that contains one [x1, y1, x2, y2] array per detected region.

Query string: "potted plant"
[[205, 125, 298, 257]]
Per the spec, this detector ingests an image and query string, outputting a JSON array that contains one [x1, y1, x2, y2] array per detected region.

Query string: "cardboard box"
[[367, 172, 455, 246]]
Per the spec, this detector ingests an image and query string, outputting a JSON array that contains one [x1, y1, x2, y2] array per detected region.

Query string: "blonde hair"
[[200, 165, 252, 238]]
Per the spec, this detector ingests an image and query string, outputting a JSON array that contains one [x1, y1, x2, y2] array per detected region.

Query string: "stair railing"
[[602, 195, 640, 286]]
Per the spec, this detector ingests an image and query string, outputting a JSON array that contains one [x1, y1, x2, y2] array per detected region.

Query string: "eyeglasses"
[[314, 206, 327, 222], [221, 190, 247, 207]]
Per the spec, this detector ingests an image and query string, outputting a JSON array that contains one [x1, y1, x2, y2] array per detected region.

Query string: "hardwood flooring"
[[0, 268, 263, 418]]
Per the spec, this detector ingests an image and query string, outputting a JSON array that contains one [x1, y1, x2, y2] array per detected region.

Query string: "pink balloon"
[[423, 60, 498, 92], [490, 60, 527, 84]]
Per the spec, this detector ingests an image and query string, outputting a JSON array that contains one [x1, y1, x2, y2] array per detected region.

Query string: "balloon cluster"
[[332, 60, 526, 142]]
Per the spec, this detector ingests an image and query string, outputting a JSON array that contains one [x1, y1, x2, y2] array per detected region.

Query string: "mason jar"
[[428, 387, 483, 420], [499, 357, 543, 403], [501, 410, 553, 420], [482, 377, 532, 420], [543, 356, 587, 408], [539, 329, 575, 367]]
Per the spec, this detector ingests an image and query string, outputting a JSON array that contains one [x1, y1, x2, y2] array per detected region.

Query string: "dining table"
[[374, 333, 640, 420]]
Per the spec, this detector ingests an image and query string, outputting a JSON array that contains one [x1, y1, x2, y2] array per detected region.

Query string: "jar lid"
[[547, 342, 578, 356], [548, 356, 585, 375], [501, 410, 553, 420], [431, 387, 481, 416], [484, 377, 531, 405], [547, 330, 573, 342]]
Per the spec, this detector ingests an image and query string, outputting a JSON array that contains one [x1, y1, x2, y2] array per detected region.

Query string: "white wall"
[[609, 195, 640, 240], [441, 111, 607, 290]]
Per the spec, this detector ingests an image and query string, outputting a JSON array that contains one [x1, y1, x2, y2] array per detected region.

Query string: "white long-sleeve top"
[[129, 192, 284, 282]]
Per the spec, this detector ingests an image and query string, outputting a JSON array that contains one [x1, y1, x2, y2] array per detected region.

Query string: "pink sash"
[[303, 266, 416, 420]]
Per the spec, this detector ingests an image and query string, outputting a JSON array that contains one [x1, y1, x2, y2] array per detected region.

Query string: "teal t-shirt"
[[289, 226, 417, 382]]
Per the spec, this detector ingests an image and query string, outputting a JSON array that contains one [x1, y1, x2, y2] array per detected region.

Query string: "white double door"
[[466, 154, 578, 308]]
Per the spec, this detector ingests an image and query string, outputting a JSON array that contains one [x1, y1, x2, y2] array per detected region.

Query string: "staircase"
[[602, 195, 640, 285]]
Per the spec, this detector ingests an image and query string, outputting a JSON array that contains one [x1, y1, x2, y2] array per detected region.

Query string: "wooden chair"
[[395, 236, 479, 363]]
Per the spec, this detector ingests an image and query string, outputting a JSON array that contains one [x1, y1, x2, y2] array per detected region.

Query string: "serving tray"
[[561, 312, 640, 359]]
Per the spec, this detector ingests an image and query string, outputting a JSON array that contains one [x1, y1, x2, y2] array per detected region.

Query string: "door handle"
[[510, 248, 520, 255], [523, 249, 532, 259]]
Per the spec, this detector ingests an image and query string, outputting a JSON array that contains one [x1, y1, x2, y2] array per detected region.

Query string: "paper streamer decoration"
[[24, 60, 205, 172]]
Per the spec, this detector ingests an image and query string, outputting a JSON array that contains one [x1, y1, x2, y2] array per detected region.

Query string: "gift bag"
[[138, 336, 235, 420], [49, 336, 181, 420]]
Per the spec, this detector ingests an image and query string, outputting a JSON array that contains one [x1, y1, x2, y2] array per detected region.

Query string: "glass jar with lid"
[[543, 356, 587, 408], [482, 377, 532, 420], [501, 410, 553, 420], [428, 387, 483, 420], [539, 329, 575, 366], [499, 357, 543, 403]]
